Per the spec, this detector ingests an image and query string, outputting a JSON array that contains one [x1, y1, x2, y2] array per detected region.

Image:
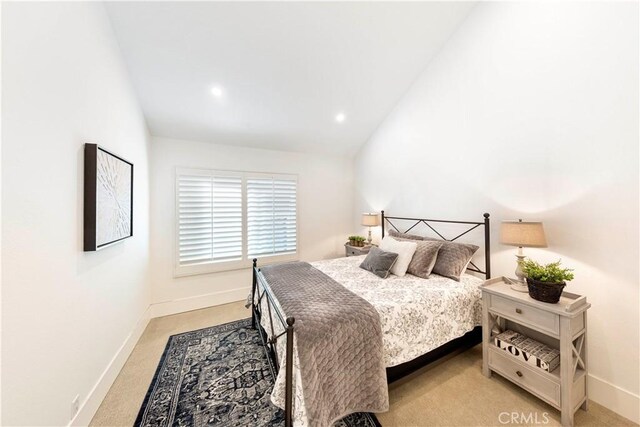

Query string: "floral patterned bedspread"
[[311, 255, 483, 367]]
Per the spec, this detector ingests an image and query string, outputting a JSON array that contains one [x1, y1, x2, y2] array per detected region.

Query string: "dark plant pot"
[[526, 278, 566, 304], [349, 240, 356, 246]]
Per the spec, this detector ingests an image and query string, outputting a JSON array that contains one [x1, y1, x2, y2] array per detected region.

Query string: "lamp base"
[[510, 251, 529, 293], [510, 281, 529, 293], [505, 276, 528, 292]]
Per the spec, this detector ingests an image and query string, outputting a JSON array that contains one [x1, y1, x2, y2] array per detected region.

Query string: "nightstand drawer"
[[489, 294, 559, 335], [489, 348, 560, 407], [347, 248, 360, 256]]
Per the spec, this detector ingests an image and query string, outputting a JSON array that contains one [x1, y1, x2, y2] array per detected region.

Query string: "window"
[[175, 168, 297, 276], [247, 177, 297, 258]]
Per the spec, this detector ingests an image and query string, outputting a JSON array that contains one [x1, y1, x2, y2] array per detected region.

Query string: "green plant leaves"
[[521, 258, 574, 283]]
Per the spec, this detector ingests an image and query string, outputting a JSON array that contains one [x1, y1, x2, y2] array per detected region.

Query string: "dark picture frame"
[[84, 143, 134, 251]]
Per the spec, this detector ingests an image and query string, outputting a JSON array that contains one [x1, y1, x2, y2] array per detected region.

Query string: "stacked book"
[[494, 330, 560, 372]]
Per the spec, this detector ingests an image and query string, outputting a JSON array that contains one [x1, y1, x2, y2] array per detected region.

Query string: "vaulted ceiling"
[[106, 2, 475, 155]]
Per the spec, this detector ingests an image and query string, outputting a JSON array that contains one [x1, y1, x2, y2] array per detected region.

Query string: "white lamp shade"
[[361, 213, 380, 227], [500, 220, 547, 248]]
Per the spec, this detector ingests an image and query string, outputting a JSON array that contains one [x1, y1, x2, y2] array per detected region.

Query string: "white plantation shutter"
[[177, 171, 243, 267], [247, 175, 297, 257], [175, 169, 297, 277]]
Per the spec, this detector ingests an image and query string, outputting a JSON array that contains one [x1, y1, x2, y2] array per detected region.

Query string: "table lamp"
[[500, 219, 547, 292], [361, 213, 380, 245]]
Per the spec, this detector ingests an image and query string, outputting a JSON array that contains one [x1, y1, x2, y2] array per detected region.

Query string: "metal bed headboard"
[[381, 211, 491, 278]]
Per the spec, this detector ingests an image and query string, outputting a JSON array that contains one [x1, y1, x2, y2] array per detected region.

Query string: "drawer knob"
[[515, 308, 522, 314], [516, 370, 523, 377]]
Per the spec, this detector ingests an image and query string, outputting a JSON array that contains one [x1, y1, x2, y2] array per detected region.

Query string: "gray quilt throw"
[[260, 262, 389, 427]]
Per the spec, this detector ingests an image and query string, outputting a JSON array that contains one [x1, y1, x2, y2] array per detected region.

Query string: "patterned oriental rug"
[[135, 318, 381, 427]]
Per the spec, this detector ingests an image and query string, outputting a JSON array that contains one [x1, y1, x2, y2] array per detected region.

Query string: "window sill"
[[251, 252, 299, 266], [174, 253, 299, 278]]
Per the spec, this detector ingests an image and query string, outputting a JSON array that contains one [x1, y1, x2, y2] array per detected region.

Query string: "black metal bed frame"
[[251, 211, 491, 427], [381, 210, 491, 278]]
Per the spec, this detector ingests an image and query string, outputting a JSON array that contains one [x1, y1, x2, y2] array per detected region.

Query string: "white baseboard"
[[148, 287, 250, 318], [589, 373, 640, 424], [68, 287, 249, 426], [69, 306, 152, 427]]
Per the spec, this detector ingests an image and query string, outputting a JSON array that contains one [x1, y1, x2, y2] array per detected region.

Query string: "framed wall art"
[[84, 143, 134, 251]]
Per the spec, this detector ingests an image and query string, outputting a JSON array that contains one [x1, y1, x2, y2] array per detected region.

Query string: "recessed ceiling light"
[[211, 86, 223, 98], [335, 113, 346, 123]]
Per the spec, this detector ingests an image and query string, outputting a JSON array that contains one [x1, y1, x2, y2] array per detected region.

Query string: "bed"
[[251, 212, 491, 427]]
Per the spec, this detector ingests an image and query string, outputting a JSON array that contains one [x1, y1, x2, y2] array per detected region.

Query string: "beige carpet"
[[91, 302, 636, 427]]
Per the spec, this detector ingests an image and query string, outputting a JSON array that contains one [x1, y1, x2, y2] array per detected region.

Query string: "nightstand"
[[482, 277, 590, 427], [344, 243, 372, 257]]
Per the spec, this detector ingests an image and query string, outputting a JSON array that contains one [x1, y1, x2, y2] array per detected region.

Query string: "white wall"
[[355, 2, 639, 422], [150, 137, 353, 313], [0, 2, 4, 422], [1, 3, 151, 426]]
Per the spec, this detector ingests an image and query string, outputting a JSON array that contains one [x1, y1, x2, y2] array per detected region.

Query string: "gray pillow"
[[388, 229, 423, 241], [359, 247, 398, 279], [424, 237, 479, 281], [400, 239, 443, 279]]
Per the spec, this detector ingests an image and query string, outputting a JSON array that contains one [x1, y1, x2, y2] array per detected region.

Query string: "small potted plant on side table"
[[521, 259, 574, 303], [354, 236, 366, 247]]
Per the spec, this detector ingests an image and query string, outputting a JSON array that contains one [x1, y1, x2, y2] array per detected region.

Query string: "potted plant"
[[347, 236, 367, 247], [521, 259, 574, 303]]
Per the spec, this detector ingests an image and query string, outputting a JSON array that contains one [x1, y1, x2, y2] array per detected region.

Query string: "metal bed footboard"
[[251, 258, 295, 427]]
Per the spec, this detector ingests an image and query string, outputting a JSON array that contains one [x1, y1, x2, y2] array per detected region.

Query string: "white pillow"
[[379, 236, 417, 277]]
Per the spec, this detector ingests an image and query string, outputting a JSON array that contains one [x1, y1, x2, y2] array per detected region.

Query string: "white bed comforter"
[[257, 255, 484, 426]]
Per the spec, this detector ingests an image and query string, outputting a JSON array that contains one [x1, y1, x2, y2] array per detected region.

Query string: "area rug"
[[135, 318, 381, 427]]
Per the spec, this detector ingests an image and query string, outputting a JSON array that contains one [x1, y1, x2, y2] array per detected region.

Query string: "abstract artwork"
[[84, 143, 133, 251]]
